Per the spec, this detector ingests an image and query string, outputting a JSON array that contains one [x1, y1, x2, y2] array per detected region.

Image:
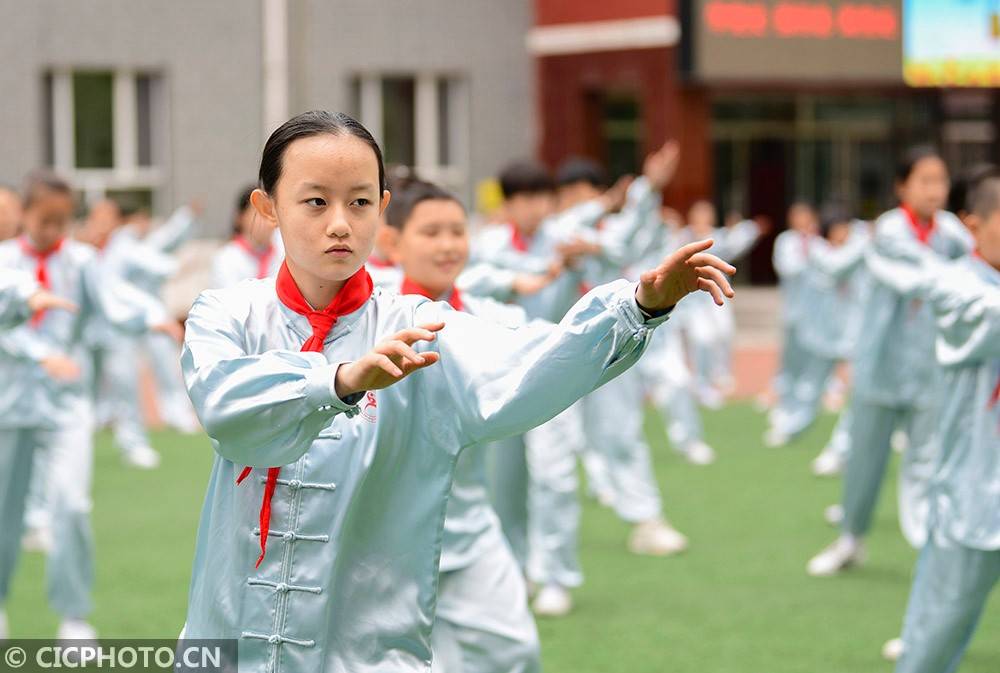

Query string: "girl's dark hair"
[[948, 162, 998, 215], [233, 183, 257, 236], [556, 157, 608, 189], [818, 201, 852, 239], [22, 170, 72, 209], [258, 110, 386, 196], [498, 161, 554, 199], [895, 145, 943, 184], [385, 180, 464, 231]]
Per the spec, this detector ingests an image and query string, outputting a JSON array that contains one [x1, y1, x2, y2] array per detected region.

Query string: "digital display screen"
[[684, 1, 903, 82], [903, 0, 1000, 87]]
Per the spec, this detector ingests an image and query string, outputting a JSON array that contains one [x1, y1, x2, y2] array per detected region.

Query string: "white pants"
[[0, 395, 95, 618], [639, 327, 704, 450], [90, 340, 151, 455], [433, 532, 541, 673]]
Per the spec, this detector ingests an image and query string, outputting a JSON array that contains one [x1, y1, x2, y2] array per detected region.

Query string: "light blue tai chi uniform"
[[119, 206, 200, 432], [180, 275, 668, 673], [839, 207, 972, 548], [373, 274, 541, 673], [472, 197, 606, 577], [0, 270, 38, 329], [770, 223, 869, 438], [771, 228, 816, 405], [0, 236, 165, 620], [81, 226, 175, 459], [896, 254, 1000, 673]]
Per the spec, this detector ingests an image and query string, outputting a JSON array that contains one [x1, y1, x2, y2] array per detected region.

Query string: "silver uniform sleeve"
[[930, 265, 1000, 366], [80, 258, 168, 334], [456, 263, 517, 301], [415, 279, 667, 450], [181, 291, 361, 467], [772, 231, 808, 280], [0, 270, 38, 329], [712, 220, 761, 262], [145, 206, 195, 253]]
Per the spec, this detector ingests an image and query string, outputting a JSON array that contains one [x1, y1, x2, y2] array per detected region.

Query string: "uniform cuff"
[[305, 362, 363, 417]]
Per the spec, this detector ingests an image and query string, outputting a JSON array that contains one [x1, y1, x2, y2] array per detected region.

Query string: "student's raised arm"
[[928, 262, 1000, 365], [145, 204, 198, 253], [182, 290, 365, 467], [406, 240, 735, 449]]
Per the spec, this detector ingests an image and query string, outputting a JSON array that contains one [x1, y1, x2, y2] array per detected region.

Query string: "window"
[[43, 69, 165, 210], [350, 73, 468, 195]]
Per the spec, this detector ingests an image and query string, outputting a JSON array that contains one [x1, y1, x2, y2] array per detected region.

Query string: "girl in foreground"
[[180, 111, 735, 672]]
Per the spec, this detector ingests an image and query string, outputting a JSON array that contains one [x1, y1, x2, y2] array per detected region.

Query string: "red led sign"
[[704, 1, 898, 40]]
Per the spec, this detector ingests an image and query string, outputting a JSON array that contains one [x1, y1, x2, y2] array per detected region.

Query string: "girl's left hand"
[[636, 238, 736, 312]]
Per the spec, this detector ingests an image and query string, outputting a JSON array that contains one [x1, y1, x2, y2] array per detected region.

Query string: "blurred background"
[[2, 0, 997, 286]]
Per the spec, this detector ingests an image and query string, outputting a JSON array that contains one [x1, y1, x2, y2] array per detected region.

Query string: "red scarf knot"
[[18, 236, 65, 327]]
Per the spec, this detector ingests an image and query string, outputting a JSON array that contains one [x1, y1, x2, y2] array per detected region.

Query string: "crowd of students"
[[0, 110, 996, 673]]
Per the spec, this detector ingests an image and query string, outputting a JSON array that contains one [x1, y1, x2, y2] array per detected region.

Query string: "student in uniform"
[[0, 171, 175, 642], [210, 185, 283, 289], [0, 270, 76, 329], [75, 199, 176, 470], [178, 110, 735, 672], [380, 179, 541, 673], [765, 201, 820, 417], [807, 147, 973, 576], [886, 175, 1000, 672], [763, 204, 869, 446], [117, 203, 202, 434], [674, 201, 766, 407]]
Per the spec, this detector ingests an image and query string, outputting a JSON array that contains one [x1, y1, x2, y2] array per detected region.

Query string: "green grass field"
[[6, 404, 999, 672]]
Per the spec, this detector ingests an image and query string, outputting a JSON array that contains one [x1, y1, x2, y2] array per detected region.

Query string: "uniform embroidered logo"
[[361, 391, 378, 423]]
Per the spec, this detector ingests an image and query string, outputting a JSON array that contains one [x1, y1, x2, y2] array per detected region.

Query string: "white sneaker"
[[56, 619, 98, 663], [168, 415, 201, 435], [532, 584, 572, 618], [811, 447, 844, 477], [684, 441, 716, 466], [21, 525, 54, 553], [0, 608, 8, 641], [763, 426, 790, 448], [881, 637, 904, 661], [697, 386, 724, 410], [628, 519, 688, 556], [823, 504, 845, 527], [807, 537, 866, 576], [122, 446, 161, 470], [891, 430, 909, 454]]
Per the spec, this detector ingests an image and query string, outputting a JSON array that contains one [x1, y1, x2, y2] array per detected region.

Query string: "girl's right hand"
[[334, 323, 444, 399], [40, 354, 82, 382], [27, 290, 78, 315]]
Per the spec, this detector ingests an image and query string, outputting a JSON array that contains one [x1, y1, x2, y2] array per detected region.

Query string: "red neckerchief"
[[509, 222, 530, 253], [18, 236, 64, 327], [236, 260, 373, 568], [400, 276, 464, 312], [901, 204, 935, 246], [972, 250, 1000, 411], [233, 236, 276, 279], [366, 254, 395, 269]]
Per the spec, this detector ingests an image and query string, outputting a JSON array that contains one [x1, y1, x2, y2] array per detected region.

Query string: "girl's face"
[[970, 207, 1000, 270], [898, 156, 949, 219], [827, 221, 851, 247], [390, 199, 469, 297], [505, 192, 554, 236], [23, 190, 74, 251], [252, 133, 388, 286], [687, 201, 716, 236]]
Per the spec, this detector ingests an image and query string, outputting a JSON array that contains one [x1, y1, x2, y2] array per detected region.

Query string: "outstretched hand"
[[635, 239, 736, 312], [643, 140, 680, 190], [335, 322, 445, 399], [27, 290, 78, 315]]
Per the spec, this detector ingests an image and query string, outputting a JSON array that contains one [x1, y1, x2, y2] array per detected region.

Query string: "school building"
[[0, 0, 535, 234], [529, 0, 1000, 282]]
